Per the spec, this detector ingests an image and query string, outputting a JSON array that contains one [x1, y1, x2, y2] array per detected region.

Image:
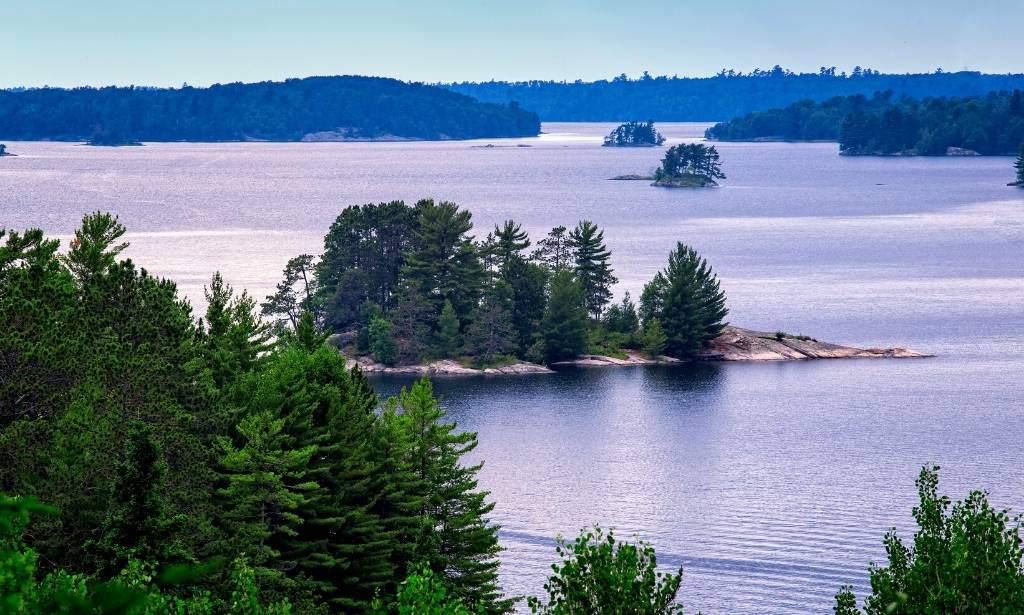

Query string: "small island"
[[87, 125, 143, 147], [651, 143, 725, 187], [1012, 144, 1024, 187], [0, 143, 14, 157], [603, 121, 665, 147]]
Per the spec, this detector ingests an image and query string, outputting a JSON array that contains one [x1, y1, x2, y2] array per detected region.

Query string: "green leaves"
[[838, 466, 1024, 614], [527, 527, 685, 615]]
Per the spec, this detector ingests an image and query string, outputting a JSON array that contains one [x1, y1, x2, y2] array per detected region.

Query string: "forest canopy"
[[705, 90, 1024, 155], [0, 76, 541, 143], [445, 68, 1024, 121]]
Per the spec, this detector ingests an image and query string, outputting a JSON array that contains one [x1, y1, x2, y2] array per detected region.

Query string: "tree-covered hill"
[[444, 68, 1024, 121], [0, 75, 541, 142], [705, 90, 1024, 155]]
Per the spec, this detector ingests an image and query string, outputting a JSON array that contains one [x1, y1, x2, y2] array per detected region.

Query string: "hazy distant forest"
[[0, 76, 540, 142], [445, 67, 1024, 120]]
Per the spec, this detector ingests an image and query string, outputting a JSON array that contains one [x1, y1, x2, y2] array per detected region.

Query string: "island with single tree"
[[0, 75, 541, 143], [1012, 144, 1024, 187], [0, 143, 13, 156], [706, 89, 1024, 156], [603, 121, 665, 146], [260, 198, 924, 376]]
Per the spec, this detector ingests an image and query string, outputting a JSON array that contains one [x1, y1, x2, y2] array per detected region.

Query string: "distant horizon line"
[[4, 66, 1024, 92]]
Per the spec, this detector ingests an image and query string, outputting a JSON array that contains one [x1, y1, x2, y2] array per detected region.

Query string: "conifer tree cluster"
[[0, 213, 510, 613], [267, 201, 629, 367], [602, 121, 666, 147], [654, 144, 726, 182], [1014, 143, 1024, 187]]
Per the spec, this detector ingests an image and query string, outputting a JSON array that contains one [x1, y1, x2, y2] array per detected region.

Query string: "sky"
[[2, 0, 1022, 88]]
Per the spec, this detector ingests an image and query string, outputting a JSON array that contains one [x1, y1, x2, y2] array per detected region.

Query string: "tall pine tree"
[[540, 269, 588, 363], [569, 221, 617, 319]]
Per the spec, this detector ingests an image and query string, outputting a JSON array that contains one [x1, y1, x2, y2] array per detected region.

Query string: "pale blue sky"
[[2, 0, 1021, 87]]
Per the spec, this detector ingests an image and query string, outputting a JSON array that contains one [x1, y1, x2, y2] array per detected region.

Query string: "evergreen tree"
[[401, 200, 485, 324], [641, 243, 728, 358], [217, 410, 317, 593], [95, 423, 185, 577], [531, 226, 572, 271], [605, 292, 640, 335], [435, 299, 463, 359], [261, 254, 318, 331], [641, 319, 668, 358], [491, 220, 531, 270], [369, 315, 398, 366], [463, 299, 518, 366], [61, 211, 128, 286], [541, 270, 588, 363], [1014, 143, 1024, 186], [392, 282, 435, 364], [395, 379, 510, 613], [502, 255, 549, 354], [655, 144, 725, 181], [568, 221, 617, 319], [199, 271, 274, 390]]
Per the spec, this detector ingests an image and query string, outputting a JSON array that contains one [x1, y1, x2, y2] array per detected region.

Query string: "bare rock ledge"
[[338, 326, 930, 376]]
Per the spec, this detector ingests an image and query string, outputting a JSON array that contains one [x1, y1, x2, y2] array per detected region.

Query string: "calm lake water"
[[3, 124, 1023, 613]]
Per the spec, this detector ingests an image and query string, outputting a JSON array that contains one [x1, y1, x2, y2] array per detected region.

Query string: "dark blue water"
[[2, 123, 1022, 613]]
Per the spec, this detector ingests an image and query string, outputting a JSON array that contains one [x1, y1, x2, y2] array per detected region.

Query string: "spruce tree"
[[200, 272, 274, 389], [396, 379, 510, 612], [435, 299, 463, 359], [641, 243, 728, 358], [541, 269, 588, 363], [569, 221, 617, 319]]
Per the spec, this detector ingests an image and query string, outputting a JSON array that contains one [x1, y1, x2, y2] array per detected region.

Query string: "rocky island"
[[336, 326, 929, 376], [603, 121, 665, 147]]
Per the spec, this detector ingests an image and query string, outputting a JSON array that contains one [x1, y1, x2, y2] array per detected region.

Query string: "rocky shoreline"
[[338, 326, 930, 377]]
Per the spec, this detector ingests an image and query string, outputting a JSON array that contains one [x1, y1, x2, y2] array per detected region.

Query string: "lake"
[[2, 123, 1023, 613]]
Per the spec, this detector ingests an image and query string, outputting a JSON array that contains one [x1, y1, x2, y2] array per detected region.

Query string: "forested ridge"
[[705, 90, 1024, 155], [0, 76, 540, 143], [445, 68, 1024, 121]]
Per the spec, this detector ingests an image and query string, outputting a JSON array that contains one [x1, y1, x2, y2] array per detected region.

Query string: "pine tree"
[[491, 220, 531, 270], [261, 254, 318, 331], [435, 299, 463, 359], [541, 269, 588, 363], [532, 225, 572, 271], [217, 410, 317, 593], [502, 255, 549, 354], [641, 243, 728, 358], [395, 379, 510, 613], [641, 318, 668, 358], [401, 200, 485, 324], [95, 423, 185, 577], [1014, 143, 1024, 187], [569, 221, 617, 319], [61, 212, 128, 286], [463, 299, 518, 366], [200, 272, 274, 389]]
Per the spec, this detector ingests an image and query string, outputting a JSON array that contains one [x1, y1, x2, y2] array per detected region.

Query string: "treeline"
[[262, 200, 728, 367], [0, 214, 510, 612], [0, 76, 540, 142], [706, 90, 1024, 155], [444, 68, 1024, 121]]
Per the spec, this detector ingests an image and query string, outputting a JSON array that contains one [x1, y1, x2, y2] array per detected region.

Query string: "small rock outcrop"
[[698, 326, 931, 361]]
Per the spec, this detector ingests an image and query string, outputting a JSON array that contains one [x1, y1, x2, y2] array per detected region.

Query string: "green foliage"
[[435, 300, 463, 359], [526, 527, 685, 615], [376, 565, 482, 615], [201, 272, 274, 390], [605, 292, 640, 337], [837, 466, 1024, 614], [654, 144, 725, 182], [448, 69, 1024, 122], [640, 243, 728, 358], [392, 379, 509, 613], [640, 319, 668, 358], [1014, 143, 1024, 186], [490, 220, 531, 271], [62, 211, 129, 286], [217, 410, 317, 592], [463, 299, 518, 367], [708, 90, 1024, 156], [541, 270, 589, 363], [568, 221, 616, 319], [532, 226, 572, 272], [603, 121, 665, 147], [502, 256, 549, 355], [0, 76, 540, 142], [262, 255, 318, 331], [834, 587, 858, 615], [95, 423, 188, 577], [370, 316, 399, 366]]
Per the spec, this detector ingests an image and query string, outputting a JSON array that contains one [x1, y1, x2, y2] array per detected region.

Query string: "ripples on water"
[[2, 124, 1023, 613]]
